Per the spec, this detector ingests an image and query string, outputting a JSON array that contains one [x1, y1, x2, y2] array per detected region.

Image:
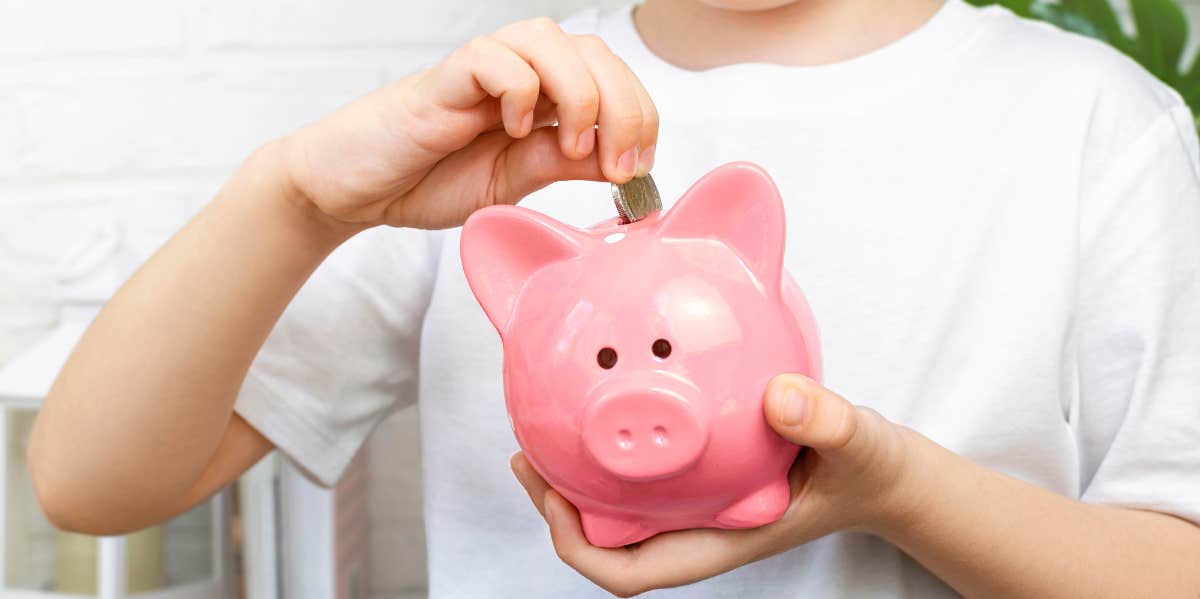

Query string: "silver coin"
[[612, 174, 663, 223]]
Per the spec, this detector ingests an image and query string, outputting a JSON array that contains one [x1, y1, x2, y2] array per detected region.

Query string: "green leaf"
[[1000, 0, 1037, 18], [958, 0, 1200, 135], [1130, 0, 1189, 80], [1179, 52, 1200, 120], [1060, 0, 1134, 52], [1170, 75, 1200, 112], [1030, 3, 1106, 40], [964, 0, 1036, 18]]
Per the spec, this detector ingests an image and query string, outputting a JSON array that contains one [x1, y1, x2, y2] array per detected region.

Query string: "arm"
[[29, 18, 658, 536], [512, 99, 1200, 598], [512, 376, 1200, 598], [898, 99, 1200, 599], [878, 435, 1200, 598], [28, 146, 352, 534]]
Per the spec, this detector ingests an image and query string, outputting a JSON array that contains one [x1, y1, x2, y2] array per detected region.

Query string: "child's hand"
[[510, 374, 919, 597], [278, 18, 658, 231]]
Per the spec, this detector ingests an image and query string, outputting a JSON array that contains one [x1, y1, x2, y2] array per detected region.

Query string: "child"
[[28, 0, 1200, 596]]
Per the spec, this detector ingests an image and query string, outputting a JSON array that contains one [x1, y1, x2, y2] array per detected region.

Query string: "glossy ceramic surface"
[[460, 162, 822, 547]]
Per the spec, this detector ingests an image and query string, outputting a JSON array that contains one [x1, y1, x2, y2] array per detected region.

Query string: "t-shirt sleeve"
[[1075, 98, 1200, 523], [234, 225, 440, 487]]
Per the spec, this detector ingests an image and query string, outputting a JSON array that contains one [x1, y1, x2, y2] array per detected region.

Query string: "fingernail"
[[637, 144, 655, 175], [520, 111, 533, 136], [779, 385, 809, 426], [575, 128, 595, 156], [617, 147, 638, 179]]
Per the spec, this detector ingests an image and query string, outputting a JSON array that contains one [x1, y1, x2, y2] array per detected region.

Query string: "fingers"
[[424, 37, 537, 140], [542, 490, 777, 597], [489, 126, 607, 204], [572, 34, 658, 181], [628, 73, 659, 176], [764, 374, 864, 454], [492, 18, 600, 161], [543, 490, 649, 596], [459, 36, 540, 138], [426, 18, 657, 182], [481, 95, 558, 135], [382, 126, 606, 228], [510, 452, 551, 518]]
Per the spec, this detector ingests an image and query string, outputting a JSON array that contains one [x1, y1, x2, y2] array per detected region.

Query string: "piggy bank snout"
[[581, 389, 709, 482]]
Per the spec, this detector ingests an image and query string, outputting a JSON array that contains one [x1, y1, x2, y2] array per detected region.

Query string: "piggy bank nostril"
[[652, 426, 668, 446], [617, 429, 633, 450]]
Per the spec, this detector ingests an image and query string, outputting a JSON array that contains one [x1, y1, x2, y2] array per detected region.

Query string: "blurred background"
[[2, 1, 1199, 598], [0, 2, 627, 598]]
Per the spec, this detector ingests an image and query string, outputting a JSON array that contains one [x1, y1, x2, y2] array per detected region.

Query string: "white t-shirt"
[[234, 0, 1200, 596]]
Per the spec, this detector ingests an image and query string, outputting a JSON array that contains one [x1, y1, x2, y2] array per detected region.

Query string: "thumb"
[[764, 374, 874, 458], [489, 126, 607, 205], [384, 126, 606, 229]]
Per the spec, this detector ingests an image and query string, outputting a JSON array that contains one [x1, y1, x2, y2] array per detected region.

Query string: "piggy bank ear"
[[658, 162, 787, 292], [460, 205, 585, 333]]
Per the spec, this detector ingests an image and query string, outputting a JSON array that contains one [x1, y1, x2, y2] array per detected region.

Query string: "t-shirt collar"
[[598, 0, 988, 115]]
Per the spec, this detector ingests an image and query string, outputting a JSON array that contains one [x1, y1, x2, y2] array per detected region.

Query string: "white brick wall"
[[0, 2, 622, 597], [3, 1, 1199, 597], [0, 0, 628, 363]]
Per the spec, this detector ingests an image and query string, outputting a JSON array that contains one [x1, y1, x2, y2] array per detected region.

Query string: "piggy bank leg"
[[714, 479, 791, 528], [580, 511, 656, 548]]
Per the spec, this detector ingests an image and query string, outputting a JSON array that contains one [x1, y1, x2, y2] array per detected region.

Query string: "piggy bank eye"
[[652, 338, 672, 359], [597, 347, 618, 369]]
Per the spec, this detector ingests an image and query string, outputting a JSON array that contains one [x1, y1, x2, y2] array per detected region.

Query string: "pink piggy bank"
[[460, 162, 822, 547]]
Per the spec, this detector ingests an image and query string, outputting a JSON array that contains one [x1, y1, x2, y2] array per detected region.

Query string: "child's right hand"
[[278, 18, 659, 231], [30, 18, 658, 537]]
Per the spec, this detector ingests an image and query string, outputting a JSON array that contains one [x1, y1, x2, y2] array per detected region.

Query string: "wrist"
[[238, 138, 368, 251], [857, 424, 941, 540]]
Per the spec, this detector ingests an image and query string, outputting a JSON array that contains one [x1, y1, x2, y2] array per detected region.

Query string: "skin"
[[27, 0, 1200, 596], [29, 18, 658, 534], [514, 376, 1200, 597], [636, 0, 947, 70]]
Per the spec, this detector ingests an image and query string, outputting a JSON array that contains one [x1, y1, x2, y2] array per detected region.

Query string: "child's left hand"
[[510, 374, 921, 597]]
